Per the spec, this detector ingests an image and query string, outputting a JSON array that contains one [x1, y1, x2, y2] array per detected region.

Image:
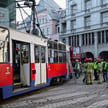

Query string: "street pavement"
[[1, 75, 108, 108]]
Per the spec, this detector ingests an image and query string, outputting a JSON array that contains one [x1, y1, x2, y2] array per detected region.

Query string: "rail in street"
[[0, 75, 108, 108]]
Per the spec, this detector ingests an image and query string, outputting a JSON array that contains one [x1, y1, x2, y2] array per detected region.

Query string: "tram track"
[[1, 77, 108, 108]]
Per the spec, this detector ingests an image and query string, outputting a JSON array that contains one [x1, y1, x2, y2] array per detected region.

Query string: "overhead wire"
[[35, 0, 45, 38], [17, 3, 27, 32]]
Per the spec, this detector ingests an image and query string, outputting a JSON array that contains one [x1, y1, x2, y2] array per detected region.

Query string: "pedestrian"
[[75, 59, 80, 79], [94, 58, 98, 80], [97, 59, 103, 84], [83, 58, 88, 83], [102, 60, 107, 82], [86, 58, 94, 85], [106, 61, 108, 81]]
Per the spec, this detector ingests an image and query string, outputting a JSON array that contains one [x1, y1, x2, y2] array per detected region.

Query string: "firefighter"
[[86, 58, 94, 85], [75, 59, 80, 79], [83, 58, 89, 83], [97, 59, 103, 84]]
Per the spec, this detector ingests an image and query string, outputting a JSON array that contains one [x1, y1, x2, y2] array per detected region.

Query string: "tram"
[[0, 26, 72, 99]]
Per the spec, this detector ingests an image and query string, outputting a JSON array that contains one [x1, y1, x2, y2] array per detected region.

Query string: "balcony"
[[71, 29, 76, 34], [61, 30, 66, 34], [84, 26, 91, 29], [101, 4, 107, 8], [71, 13, 76, 16], [101, 22, 108, 27]]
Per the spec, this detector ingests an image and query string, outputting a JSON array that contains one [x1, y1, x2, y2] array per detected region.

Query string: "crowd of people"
[[73, 58, 108, 85]]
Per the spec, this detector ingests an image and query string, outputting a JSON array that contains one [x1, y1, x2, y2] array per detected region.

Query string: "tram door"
[[13, 41, 30, 89], [34, 46, 47, 86]]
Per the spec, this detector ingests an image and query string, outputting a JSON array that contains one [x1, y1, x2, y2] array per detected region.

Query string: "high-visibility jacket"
[[87, 62, 93, 73], [101, 61, 104, 70], [103, 62, 107, 70], [94, 61, 97, 69], [75, 62, 80, 70]]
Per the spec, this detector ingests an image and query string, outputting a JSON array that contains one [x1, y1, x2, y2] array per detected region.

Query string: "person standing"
[[94, 58, 98, 80], [97, 59, 103, 84], [75, 59, 80, 79], [83, 58, 88, 83], [86, 58, 94, 85], [103, 60, 107, 82]]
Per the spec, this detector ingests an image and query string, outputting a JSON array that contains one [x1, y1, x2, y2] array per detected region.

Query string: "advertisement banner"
[[0, 7, 9, 27]]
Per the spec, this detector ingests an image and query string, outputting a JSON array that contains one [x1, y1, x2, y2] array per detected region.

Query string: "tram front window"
[[0, 27, 9, 63]]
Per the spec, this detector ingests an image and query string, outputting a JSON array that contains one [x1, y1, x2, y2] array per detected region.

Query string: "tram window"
[[62, 45, 66, 51], [34, 46, 39, 63], [59, 44, 62, 50], [48, 49, 54, 63], [54, 42, 57, 49], [59, 52, 63, 63], [21, 44, 29, 63], [63, 52, 66, 63], [48, 41, 53, 49], [0, 28, 9, 63], [41, 47, 45, 63], [54, 51, 58, 63]]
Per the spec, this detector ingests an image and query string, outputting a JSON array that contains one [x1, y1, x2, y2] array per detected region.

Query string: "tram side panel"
[[0, 64, 13, 98], [47, 63, 68, 84]]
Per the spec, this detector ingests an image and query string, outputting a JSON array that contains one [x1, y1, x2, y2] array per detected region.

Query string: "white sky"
[[16, 0, 66, 22]]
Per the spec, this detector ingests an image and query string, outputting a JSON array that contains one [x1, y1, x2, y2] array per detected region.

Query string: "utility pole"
[[32, 0, 36, 35], [23, 0, 36, 35]]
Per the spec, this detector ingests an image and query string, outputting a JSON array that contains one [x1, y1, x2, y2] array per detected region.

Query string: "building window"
[[39, 19, 41, 24], [47, 28, 49, 35], [98, 31, 101, 44], [102, 31, 105, 43], [45, 18, 48, 23], [92, 32, 94, 44], [74, 36, 76, 46], [42, 28, 45, 35], [82, 34, 84, 45], [101, 12, 108, 24], [85, 16, 90, 28], [57, 27, 60, 33], [42, 18, 44, 24], [77, 35, 79, 46], [106, 30, 108, 43], [61, 22, 66, 33], [85, 0, 92, 10], [102, 0, 108, 5], [89, 33, 91, 45], [71, 20, 76, 29], [85, 34, 87, 45], [71, 4, 77, 15], [63, 38, 66, 44], [69, 36, 71, 46]]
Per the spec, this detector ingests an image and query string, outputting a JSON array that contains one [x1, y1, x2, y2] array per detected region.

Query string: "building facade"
[[17, 0, 61, 40], [0, 0, 16, 29], [59, 0, 108, 60]]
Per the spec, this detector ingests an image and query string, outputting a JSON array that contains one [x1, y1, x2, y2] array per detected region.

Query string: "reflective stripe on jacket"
[[87, 63, 93, 73]]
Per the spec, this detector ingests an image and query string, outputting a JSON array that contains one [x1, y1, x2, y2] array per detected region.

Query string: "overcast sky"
[[16, 0, 66, 22]]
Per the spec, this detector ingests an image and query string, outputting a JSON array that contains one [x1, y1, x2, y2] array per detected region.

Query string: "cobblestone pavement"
[[1, 75, 108, 108]]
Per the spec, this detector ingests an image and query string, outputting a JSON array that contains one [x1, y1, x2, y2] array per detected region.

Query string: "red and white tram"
[[0, 26, 72, 99]]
